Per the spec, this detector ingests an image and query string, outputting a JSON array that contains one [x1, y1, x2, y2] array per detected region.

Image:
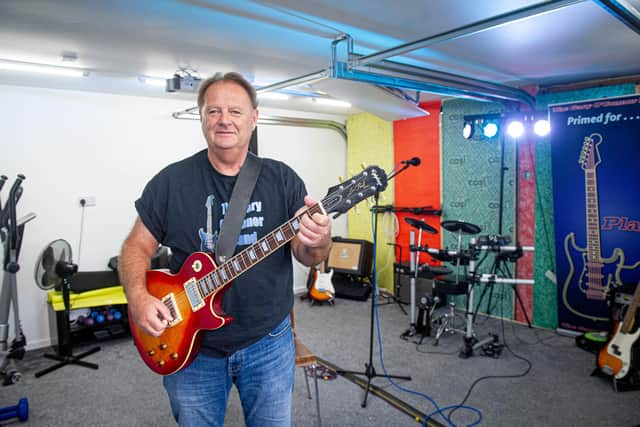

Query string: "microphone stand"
[[334, 162, 413, 408]]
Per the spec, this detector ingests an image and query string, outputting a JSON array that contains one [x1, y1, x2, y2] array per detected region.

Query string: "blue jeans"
[[163, 316, 295, 427]]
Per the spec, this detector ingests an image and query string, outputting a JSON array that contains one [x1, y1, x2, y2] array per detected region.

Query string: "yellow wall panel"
[[346, 113, 395, 291]]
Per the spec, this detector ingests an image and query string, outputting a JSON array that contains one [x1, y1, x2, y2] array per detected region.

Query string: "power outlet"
[[79, 196, 96, 207]]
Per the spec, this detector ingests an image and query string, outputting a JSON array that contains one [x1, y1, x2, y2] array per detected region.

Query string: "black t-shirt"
[[135, 149, 307, 357]]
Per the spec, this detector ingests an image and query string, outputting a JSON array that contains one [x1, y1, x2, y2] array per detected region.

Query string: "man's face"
[[200, 81, 258, 152]]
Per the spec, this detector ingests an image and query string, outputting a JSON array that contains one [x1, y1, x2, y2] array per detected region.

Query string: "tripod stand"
[[334, 167, 414, 408], [35, 261, 100, 378]]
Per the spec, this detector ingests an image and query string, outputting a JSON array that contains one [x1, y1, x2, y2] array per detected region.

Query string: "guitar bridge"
[[184, 278, 205, 311], [161, 293, 182, 326]]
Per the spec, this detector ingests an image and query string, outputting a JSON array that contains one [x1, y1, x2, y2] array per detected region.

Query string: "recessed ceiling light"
[[314, 98, 351, 108], [258, 92, 289, 100], [0, 59, 86, 77]]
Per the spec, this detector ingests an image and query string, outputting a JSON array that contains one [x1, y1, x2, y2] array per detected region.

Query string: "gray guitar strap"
[[215, 152, 262, 265]]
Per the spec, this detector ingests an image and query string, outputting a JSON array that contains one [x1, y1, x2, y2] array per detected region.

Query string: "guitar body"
[[597, 321, 640, 378], [308, 269, 335, 302], [129, 252, 233, 376], [597, 281, 640, 379]]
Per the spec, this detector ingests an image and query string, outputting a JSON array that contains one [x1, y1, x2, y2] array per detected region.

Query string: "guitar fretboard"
[[194, 203, 325, 297], [584, 165, 606, 300]]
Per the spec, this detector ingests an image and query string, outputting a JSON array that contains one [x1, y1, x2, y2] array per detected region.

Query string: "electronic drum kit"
[[401, 216, 534, 357]]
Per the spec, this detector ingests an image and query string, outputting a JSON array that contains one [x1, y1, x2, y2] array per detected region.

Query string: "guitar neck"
[[196, 202, 325, 297], [621, 282, 640, 333]]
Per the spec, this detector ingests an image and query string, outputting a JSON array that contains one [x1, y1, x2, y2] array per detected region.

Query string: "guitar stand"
[[591, 366, 640, 392]]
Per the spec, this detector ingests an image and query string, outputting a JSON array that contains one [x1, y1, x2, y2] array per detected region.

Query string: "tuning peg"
[[360, 162, 367, 170], [338, 176, 344, 183]]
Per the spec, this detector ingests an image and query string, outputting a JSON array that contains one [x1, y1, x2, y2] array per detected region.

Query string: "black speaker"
[[325, 237, 373, 278]]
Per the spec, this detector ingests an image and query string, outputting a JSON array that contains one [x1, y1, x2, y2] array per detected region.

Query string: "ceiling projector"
[[166, 74, 201, 92]]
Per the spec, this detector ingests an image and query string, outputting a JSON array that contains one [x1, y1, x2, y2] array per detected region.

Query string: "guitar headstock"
[[579, 133, 602, 171], [321, 166, 388, 216]]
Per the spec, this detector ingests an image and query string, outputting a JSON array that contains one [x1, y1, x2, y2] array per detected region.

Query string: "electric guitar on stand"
[[597, 281, 640, 379], [130, 166, 387, 375], [308, 266, 335, 303]]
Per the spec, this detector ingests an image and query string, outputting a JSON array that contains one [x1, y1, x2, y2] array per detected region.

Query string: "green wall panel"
[[441, 98, 515, 319]]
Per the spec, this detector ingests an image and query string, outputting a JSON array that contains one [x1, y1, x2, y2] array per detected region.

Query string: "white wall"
[[0, 84, 347, 349]]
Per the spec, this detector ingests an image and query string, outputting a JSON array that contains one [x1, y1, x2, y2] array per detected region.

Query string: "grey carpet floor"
[[1, 295, 639, 426]]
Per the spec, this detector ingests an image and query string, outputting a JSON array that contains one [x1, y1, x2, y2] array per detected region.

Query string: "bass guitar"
[[130, 166, 388, 375], [597, 280, 640, 378]]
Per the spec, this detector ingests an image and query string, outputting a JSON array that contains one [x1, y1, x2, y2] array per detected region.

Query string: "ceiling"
[[1, 0, 639, 120]]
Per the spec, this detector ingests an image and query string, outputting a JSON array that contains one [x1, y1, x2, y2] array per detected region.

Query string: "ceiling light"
[[0, 59, 86, 77], [533, 119, 551, 136], [258, 92, 289, 100], [314, 98, 352, 108], [506, 120, 525, 138]]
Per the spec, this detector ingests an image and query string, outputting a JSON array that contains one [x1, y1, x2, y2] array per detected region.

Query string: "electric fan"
[[34, 239, 72, 292], [33, 239, 100, 378]]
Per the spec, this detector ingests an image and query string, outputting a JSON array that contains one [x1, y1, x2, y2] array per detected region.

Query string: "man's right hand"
[[128, 291, 174, 337]]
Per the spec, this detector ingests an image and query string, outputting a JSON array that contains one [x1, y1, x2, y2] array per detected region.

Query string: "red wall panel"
[[393, 101, 442, 265]]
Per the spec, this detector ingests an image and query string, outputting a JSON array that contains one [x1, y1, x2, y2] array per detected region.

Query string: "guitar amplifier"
[[325, 237, 373, 278]]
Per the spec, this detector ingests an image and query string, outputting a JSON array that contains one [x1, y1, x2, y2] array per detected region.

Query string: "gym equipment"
[[1, 174, 36, 386], [33, 239, 100, 378], [0, 397, 28, 422]]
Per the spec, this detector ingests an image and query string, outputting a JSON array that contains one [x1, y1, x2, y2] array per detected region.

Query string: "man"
[[119, 72, 332, 426]]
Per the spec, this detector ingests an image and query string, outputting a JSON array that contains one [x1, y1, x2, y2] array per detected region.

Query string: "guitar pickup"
[[161, 293, 183, 326], [184, 278, 205, 311]]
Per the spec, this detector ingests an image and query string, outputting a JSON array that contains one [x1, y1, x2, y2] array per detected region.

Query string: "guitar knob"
[[147, 349, 156, 356], [159, 343, 168, 350], [157, 360, 165, 367], [170, 353, 179, 360]]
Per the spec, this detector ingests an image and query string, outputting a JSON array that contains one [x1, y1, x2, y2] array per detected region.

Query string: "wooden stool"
[[291, 311, 322, 426]]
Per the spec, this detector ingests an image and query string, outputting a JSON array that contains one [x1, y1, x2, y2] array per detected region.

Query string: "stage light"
[[482, 121, 499, 138], [533, 119, 550, 136], [462, 121, 474, 139], [506, 120, 525, 138]]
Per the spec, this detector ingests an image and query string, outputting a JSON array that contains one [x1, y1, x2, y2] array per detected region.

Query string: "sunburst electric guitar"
[[130, 166, 388, 375], [597, 281, 640, 378], [308, 267, 335, 302]]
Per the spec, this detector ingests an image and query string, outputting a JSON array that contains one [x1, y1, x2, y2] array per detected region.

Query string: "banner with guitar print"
[[550, 94, 640, 333]]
